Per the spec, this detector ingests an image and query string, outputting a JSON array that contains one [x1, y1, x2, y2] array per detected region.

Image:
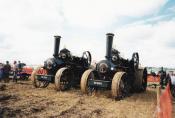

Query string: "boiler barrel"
[[105, 33, 114, 60], [53, 36, 61, 57]]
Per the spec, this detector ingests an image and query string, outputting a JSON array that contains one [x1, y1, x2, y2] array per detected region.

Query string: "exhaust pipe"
[[105, 33, 114, 60], [53, 35, 61, 57]]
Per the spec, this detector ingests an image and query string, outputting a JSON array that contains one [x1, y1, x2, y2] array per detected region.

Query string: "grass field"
[[0, 80, 173, 118]]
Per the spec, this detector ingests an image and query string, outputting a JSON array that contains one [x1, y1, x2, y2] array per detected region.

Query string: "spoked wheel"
[[132, 52, 139, 70], [141, 68, 147, 92], [111, 72, 130, 99], [80, 69, 96, 95], [55, 67, 71, 91], [31, 66, 49, 88], [82, 51, 92, 67]]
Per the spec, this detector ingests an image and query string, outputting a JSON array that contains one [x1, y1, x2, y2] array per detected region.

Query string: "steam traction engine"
[[81, 33, 147, 99], [31, 36, 91, 90]]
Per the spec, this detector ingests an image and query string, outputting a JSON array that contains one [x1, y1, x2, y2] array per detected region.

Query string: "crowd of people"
[[0, 60, 22, 83], [150, 67, 172, 88]]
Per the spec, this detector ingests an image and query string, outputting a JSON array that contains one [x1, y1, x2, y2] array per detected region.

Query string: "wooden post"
[[157, 86, 161, 118], [157, 86, 161, 106]]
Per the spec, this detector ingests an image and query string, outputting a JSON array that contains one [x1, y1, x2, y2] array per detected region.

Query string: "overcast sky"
[[0, 0, 175, 67]]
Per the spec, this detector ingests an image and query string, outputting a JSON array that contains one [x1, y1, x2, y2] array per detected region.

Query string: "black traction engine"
[[31, 35, 91, 91], [80, 33, 147, 99]]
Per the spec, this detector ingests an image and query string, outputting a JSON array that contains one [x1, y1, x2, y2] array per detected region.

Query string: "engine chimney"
[[105, 33, 114, 60], [53, 35, 61, 57]]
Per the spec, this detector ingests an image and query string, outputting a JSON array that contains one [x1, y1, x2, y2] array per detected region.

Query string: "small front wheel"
[[55, 67, 71, 91], [80, 69, 95, 95], [111, 72, 130, 99], [31, 66, 49, 88]]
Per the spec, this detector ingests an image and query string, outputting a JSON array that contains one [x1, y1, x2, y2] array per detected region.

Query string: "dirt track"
[[0, 81, 158, 118]]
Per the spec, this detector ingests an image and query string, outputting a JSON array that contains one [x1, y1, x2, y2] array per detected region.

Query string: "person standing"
[[159, 67, 166, 89], [3, 61, 11, 83], [0, 63, 4, 82], [165, 73, 171, 86], [12, 61, 18, 82]]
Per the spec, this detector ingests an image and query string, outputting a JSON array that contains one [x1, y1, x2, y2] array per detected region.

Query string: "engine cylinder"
[[53, 36, 61, 57], [105, 33, 114, 60]]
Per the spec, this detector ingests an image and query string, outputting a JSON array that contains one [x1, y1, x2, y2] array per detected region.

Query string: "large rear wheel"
[[55, 67, 71, 91], [31, 66, 49, 88], [133, 68, 147, 92], [111, 72, 130, 99]]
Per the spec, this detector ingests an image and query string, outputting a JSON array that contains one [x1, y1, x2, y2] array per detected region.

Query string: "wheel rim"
[[55, 68, 71, 91], [80, 69, 95, 95], [112, 72, 130, 99]]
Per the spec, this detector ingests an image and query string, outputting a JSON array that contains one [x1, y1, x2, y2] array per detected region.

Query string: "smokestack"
[[105, 33, 114, 60], [53, 35, 61, 57]]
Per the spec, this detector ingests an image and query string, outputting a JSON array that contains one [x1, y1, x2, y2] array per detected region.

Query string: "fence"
[[157, 84, 172, 118]]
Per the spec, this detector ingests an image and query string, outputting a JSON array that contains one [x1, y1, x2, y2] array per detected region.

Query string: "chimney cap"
[[106, 33, 114, 36], [54, 35, 61, 38]]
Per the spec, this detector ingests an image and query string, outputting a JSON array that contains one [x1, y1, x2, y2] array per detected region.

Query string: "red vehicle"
[[9, 64, 47, 81], [147, 74, 160, 88], [147, 74, 160, 82], [17, 65, 33, 80], [8, 63, 33, 80]]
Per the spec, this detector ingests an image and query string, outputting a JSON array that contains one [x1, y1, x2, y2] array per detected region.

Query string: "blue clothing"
[[0, 69, 3, 79]]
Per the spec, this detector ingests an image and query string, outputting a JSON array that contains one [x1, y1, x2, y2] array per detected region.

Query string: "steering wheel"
[[82, 51, 92, 67], [132, 52, 139, 70]]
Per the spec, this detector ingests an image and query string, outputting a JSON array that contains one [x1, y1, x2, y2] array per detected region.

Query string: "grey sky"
[[0, 0, 175, 68]]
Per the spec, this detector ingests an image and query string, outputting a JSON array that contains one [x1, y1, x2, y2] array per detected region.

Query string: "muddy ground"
[[0, 81, 173, 118]]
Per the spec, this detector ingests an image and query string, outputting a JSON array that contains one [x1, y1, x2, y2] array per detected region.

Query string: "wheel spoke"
[[60, 70, 71, 91]]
